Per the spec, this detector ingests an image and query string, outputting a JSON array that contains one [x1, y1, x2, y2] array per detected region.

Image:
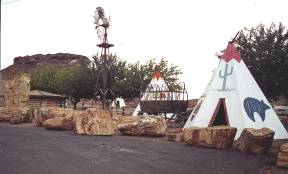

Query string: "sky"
[[1, 0, 288, 99]]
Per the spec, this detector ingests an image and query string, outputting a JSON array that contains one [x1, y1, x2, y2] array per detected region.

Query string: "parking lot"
[[0, 123, 268, 174]]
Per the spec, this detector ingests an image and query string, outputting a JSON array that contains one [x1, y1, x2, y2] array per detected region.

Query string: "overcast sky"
[[1, 0, 288, 98]]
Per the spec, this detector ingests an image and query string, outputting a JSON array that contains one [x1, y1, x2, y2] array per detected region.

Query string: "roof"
[[222, 42, 241, 62], [29, 90, 67, 99]]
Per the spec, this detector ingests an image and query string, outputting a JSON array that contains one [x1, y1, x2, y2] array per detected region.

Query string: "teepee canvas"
[[132, 71, 169, 116], [184, 42, 288, 139]]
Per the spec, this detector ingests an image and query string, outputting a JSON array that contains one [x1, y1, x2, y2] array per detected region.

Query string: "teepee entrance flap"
[[209, 98, 229, 127]]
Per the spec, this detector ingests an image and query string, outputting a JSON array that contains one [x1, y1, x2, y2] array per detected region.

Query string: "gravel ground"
[[0, 123, 269, 174]]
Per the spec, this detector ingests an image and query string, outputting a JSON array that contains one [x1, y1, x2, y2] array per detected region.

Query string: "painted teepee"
[[184, 42, 288, 139], [132, 70, 169, 116]]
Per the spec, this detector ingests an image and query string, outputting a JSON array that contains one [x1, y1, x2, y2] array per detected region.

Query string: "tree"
[[233, 23, 288, 99], [31, 66, 97, 109], [92, 55, 183, 99], [30, 54, 183, 108]]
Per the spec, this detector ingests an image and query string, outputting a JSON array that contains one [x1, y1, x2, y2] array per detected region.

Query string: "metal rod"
[[232, 31, 240, 43]]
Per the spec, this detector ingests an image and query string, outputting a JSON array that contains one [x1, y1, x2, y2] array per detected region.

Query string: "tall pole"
[[96, 23, 114, 110]]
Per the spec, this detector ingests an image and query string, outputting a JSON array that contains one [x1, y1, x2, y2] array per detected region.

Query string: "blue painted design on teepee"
[[243, 97, 270, 122]]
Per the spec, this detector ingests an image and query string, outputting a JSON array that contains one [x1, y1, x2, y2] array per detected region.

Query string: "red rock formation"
[[1, 53, 91, 79]]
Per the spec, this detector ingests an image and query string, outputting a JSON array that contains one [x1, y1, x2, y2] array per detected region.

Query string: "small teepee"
[[132, 70, 169, 116], [184, 42, 288, 139]]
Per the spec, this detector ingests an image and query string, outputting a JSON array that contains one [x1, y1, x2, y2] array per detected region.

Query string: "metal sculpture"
[[140, 80, 189, 127], [93, 7, 115, 110]]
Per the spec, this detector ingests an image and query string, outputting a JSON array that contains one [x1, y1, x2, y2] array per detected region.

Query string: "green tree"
[[92, 55, 183, 99], [31, 66, 97, 109], [234, 23, 288, 99]]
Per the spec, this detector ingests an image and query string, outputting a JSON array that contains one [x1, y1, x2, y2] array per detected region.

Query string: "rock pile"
[[183, 126, 237, 149], [0, 108, 14, 122], [117, 116, 167, 137], [28, 107, 78, 127], [277, 143, 288, 168], [233, 127, 274, 155], [9, 114, 23, 124], [75, 108, 114, 136], [0, 107, 30, 124]]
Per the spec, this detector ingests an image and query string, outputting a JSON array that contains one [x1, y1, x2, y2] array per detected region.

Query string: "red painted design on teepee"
[[154, 71, 161, 80], [222, 42, 241, 63]]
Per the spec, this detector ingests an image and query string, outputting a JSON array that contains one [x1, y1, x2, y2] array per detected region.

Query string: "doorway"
[[209, 98, 229, 126]]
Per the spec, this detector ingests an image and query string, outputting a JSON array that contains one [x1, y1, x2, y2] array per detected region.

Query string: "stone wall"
[[4, 74, 30, 110]]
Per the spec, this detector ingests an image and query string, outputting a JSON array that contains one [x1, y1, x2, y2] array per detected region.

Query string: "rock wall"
[[4, 74, 30, 110]]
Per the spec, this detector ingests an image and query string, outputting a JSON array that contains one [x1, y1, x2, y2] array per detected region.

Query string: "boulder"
[[183, 127, 202, 145], [112, 115, 139, 133], [183, 126, 237, 149], [43, 117, 74, 131], [9, 114, 23, 124], [166, 128, 184, 142], [277, 143, 288, 168], [0, 110, 13, 122], [117, 116, 167, 137], [0, 107, 29, 123], [18, 107, 30, 123], [31, 108, 56, 127], [46, 107, 76, 119], [32, 109, 45, 127], [233, 127, 275, 155], [76, 114, 88, 135], [75, 108, 114, 136]]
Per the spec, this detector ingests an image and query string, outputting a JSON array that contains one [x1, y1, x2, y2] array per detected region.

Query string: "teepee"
[[132, 70, 169, 116], [184, 42, 288, 139]]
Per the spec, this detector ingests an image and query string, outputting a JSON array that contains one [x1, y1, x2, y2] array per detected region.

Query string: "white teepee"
[[132, 71, 169, 116], [184, 42, 288, 139]]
